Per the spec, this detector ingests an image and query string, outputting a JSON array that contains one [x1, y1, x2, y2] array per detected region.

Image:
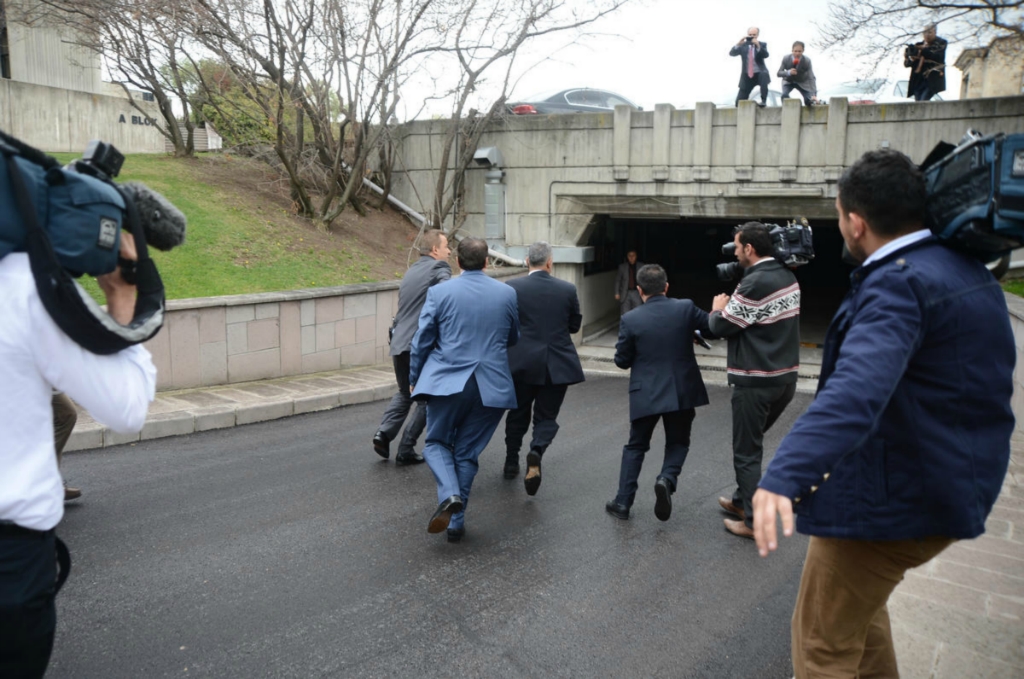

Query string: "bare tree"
[[818, 0, 1023, 68]]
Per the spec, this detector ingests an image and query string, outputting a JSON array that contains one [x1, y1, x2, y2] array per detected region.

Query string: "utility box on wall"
[[483, 169, 506, 252]]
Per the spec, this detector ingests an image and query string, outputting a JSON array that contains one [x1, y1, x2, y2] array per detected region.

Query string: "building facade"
[[955, 36, 1024, 99]]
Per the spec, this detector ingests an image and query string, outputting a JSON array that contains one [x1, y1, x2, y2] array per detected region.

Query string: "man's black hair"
[[636, 264, 667, 296], [457, 237, 489, 271], [837, 149, 927, 238], [736, 222, 773, 258]]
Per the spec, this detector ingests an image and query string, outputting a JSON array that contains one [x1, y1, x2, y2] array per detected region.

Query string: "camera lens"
[[721, 242, 736, 256], [716, 262, 744, 282]]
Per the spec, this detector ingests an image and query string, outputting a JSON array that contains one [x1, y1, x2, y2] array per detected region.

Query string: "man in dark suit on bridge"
[[373, 229, 451, 464], [730, 27, 770, 107], [410, 238, 520, 542], [503, 242, 585, 496], [605, 264, 716, 522]]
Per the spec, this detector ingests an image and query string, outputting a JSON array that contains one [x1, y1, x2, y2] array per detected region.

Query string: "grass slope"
[[51, 153, 412, 302]]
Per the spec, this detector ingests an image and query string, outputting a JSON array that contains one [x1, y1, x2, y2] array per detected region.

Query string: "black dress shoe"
[[447, 527, 465, 543], [428, 495, 464, 533], [524, 449, 542, 496], [605, 501, 630, 520], [503, 459, 520, 479], [654, 477, 672, 522], [372, 431, 390, 459], [395, 451, 425, 466]]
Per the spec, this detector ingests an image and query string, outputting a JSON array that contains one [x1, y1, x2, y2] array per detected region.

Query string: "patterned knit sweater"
[[708, 259, 801, 387]]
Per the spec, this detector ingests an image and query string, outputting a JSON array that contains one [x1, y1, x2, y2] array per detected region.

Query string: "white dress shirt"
[[0, 254, 156, 530], [862, 229, 932, 267]]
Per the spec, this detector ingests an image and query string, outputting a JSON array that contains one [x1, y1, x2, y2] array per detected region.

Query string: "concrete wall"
[[0, 79, 165, 153], [143, 269, 524, 392], [392, 96, 1024, 329], [5, 14, 104, 94]]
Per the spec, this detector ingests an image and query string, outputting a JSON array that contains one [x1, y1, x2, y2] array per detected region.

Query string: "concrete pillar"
[[652, 103, 674, 181], [825, 97, 849, 183], [779, 98, 801, 182], [735, 100, 756, 181], [693, 102, 714, 182], [613, 104, 631, 182]]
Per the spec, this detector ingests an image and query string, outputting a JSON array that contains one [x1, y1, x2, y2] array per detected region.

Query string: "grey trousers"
[[620, 289, 642, 316], [378, 352, 426, 454], [731, 382, 796, 527], [53, 392, 77, 466]]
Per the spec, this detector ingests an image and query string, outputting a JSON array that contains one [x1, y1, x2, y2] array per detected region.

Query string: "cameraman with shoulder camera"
[[751, 150, 1014, 677], [0, 231, 155, 677], [709, 222, 800, 540]]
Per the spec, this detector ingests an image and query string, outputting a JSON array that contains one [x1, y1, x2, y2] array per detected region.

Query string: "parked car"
[[508, 88, 641, 114], [816, 78, 945, 104]]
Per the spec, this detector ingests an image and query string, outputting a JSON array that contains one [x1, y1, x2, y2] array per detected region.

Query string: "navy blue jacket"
[[507, 271, 585, 386], [760, 239, 1015, 540], [614, 295, 713, 421]]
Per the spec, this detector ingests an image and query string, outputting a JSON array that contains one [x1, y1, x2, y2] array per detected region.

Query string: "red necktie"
[[747, 45, 755, 78]]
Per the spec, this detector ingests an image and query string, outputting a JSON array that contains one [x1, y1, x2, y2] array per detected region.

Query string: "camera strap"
[[0, 143, 166, 355]]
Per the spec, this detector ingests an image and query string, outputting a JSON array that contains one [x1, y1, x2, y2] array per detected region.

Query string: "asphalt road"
[[51, 376, 812, 679]]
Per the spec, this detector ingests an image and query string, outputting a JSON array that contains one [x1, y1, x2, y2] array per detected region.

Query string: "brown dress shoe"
[[724, 518, 754, 539], [718, 496, 746, 521], [64, 483, 82, 501]]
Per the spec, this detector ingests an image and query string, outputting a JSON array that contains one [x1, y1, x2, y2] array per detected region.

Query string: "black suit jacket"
[[614, 295, 712, 421], [506, 271, 585, 386], [729, 41, 770, 86]]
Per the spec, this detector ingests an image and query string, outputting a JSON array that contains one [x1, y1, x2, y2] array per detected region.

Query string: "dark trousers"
[[731, 382, 797, 527], [0, 528, 58, 679], [504, 381, 569, 460], [614, 409, 696, 507], [736, 72, 770, 105], [377, 352, 426, 454], [911, 81, 935, 101], [782, 82, 814, 106]]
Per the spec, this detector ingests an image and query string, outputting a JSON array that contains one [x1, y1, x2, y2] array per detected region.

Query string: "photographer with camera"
[[0, 230, 156, 677], [730, 27, 770, 107], [751, 149, 1015, 678], [709, 222, 800, 540], [904, 24, 947, 101]]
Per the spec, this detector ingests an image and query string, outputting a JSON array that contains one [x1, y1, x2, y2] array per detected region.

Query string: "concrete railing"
[[144, 268, 523, 392], [1005, 292, 1024, 440]]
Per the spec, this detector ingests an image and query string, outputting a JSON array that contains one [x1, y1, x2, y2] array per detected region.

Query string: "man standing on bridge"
[[372, 229, 451, 465], [709, 222, 800, 540], [503, 242, 585, 494], [752, 150, 1014, 678], [730, 27, 770, 107], [410, 237, 519, 542], [605, 264, 714, 522]]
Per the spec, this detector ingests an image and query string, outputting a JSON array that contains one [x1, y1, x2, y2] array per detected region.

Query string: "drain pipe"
[[357, 171, 525, 267]]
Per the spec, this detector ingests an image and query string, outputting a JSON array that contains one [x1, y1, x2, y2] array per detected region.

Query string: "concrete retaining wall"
[[0, 79, 165, 154], [143, 269, 523, 392]]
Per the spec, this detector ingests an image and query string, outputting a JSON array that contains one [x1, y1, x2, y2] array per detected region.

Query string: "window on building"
[[142, 92, 155, 102], [1, 0, 11, 80]]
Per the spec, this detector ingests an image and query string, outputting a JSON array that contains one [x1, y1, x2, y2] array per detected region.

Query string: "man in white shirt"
[[0, 232, 156, 678]]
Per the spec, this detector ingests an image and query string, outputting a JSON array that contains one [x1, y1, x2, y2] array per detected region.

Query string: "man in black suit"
[[904, 24, 947, 101], [606, 265, 715, 522], [730, 27, 770, 107], [503, 242, 585, 495]]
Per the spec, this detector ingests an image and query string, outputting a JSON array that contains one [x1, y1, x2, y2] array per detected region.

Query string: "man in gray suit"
[[615, 250, 644, 316], [777, 41, 818, 106], [373, 229, 451, 464]]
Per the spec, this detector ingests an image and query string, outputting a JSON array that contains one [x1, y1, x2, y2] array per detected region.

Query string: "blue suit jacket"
[[409, 270, 520, 409], [760, 239, 1015, 540], [614, 295, 714, 421]]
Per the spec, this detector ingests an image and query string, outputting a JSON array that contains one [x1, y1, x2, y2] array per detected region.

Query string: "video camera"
[[717, 219, 815, 282], [921, 129, 1024, 266], [0, 130, 187, 354]]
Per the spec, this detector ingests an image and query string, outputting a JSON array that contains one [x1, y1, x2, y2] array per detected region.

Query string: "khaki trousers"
[[52, 392, 78, 465], [792, 535, 954, 679]]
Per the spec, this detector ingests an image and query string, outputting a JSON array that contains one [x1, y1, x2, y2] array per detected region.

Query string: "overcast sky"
[[402, 0, 964, 118]]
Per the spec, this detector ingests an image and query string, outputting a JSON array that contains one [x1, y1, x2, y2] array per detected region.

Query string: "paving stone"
[[194, 407, 237, 432], [894, 572, 989, 615], [207, 388, 264, 404], [933, 643, 1024, 679], [930, 560, 1024, 600], [985, 517, 1014, 539], [339, 387, 376, 406], [141, 413, 196, 441], [65, 426, 103, 452], [233, 383, 291, 398], [293, 393, 341, 414], [889, 628, 939, 679], [235, 400, 294, 425], [104, 428, 140, 447], [988, 594, 1024, 623], [936, 545, 1024, 577], [168, 391, 238, 407]]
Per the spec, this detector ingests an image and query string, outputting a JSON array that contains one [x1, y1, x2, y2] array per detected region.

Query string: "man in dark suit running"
[[373, 229, 450, 464], [606, 264, 715, 522], [503, 242, 585, 495]]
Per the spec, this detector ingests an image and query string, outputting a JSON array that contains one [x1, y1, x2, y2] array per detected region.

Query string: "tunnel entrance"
[[583, 215, 850, 347]]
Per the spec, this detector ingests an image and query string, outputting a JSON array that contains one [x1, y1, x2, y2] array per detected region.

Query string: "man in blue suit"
[[606, 264, 716, 522], [409, 237, 520, 542]]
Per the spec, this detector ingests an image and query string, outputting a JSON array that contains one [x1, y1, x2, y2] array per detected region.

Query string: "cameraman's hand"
[[96, 232, 138, 325], [712, 293, 730, 312]]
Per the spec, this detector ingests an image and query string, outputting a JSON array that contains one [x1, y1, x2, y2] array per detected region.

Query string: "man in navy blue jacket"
[[605, 264, 715, 522], [752, 150, 1015, 678]]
